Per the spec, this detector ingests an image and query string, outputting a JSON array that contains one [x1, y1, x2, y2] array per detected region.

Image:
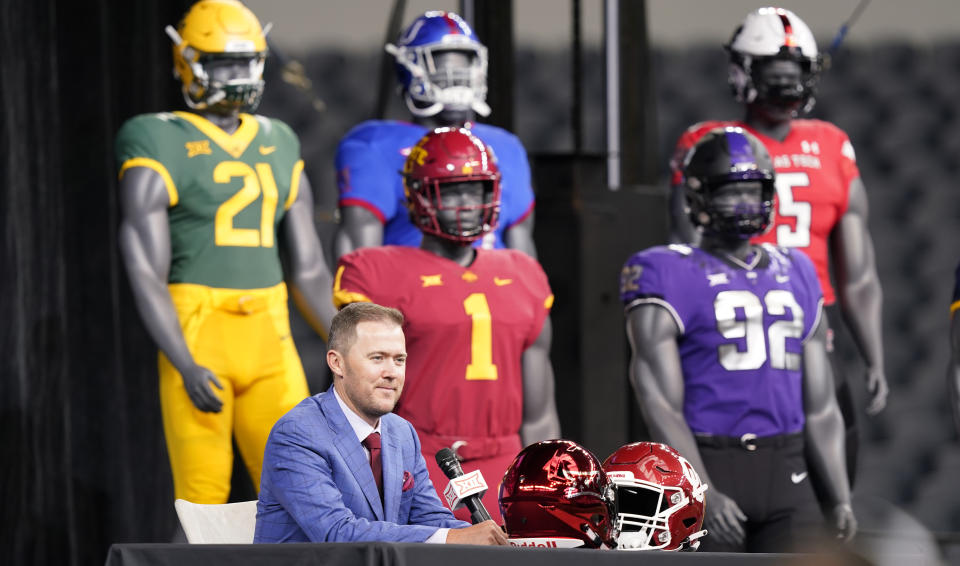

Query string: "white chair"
[[174, 499, 258, 544]]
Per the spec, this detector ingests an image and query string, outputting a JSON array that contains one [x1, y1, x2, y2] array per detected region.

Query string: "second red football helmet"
[[402, 127, 501, 244], [602, 442, 708, 551], [499, 439, 617, 549]]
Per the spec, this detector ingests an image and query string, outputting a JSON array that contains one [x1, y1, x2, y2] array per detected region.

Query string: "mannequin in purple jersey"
[[668, 7, 886, 424], [624, 128, 854, 552], [333, 11, 536, 260]]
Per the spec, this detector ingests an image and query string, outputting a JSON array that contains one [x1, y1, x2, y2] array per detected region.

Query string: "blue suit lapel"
[[320, 388, 384, 521], [380, 418, 403, 522]]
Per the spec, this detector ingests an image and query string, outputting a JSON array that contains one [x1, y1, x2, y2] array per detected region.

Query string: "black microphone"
[[436, 448, 492, 524]]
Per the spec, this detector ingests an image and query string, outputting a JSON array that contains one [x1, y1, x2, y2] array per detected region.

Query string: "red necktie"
[[362, 432, 383, 501]]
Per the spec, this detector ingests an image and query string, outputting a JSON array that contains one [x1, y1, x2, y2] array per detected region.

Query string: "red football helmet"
[[402, 127, 501, 244], [499, 439, 617, 549], [602, 442, 708, 551]]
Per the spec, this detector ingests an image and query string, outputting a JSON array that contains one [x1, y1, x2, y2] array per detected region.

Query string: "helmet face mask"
[[168, 0, 269, 113], [386, 11, 490, 119], [726, 7, 821, 117], [403, 128, 501, 244], [683, 127, 776, 239], [603, 442, 708, 552]]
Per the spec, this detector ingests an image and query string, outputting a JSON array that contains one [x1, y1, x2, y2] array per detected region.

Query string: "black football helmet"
[[682, 126, 775, 238]]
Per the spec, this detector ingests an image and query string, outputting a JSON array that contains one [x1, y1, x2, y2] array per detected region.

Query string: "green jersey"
[[116, 111, 303, 289]]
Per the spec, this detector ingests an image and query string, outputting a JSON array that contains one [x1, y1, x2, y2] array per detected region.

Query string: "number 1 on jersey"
[[463, 293, 498, 380]]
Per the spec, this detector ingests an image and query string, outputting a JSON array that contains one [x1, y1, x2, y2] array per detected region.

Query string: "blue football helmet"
[[385, 11, 490, 118]]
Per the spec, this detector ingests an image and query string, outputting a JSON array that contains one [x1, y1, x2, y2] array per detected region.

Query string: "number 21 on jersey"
[[214, 161, 280, 248]]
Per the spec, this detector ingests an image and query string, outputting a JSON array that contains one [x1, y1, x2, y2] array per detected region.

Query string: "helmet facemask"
[[407, 177, 500, 244], [611, 479, 706, 551], [732, 52, 820, 118], [388, 42, 490, 119], [687, 176, 775, 240], [184, 52, 267, 112]]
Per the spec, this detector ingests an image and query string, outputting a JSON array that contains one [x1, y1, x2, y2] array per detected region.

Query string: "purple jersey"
[[620, 244, 824, 437], [335, 120, 534, 249]]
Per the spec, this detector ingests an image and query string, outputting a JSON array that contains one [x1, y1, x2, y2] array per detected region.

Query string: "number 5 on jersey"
[[214, 161, 280, 247]]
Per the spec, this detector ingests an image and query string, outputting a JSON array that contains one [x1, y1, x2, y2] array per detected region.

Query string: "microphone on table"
[[436, 447, 492, 524]]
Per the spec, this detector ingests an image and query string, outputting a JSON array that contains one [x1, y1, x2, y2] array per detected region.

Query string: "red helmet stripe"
[[444, 13, 462, 35], [778, 11, 797, 47]]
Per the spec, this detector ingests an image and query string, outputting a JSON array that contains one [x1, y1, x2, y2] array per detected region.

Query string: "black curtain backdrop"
[[1, 1, 192, 564]]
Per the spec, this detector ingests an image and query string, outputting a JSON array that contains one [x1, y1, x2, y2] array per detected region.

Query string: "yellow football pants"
[[159, 282, 309, 504]]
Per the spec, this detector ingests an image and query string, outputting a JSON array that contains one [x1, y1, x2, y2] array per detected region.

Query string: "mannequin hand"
[[181, 364, 224, 412], [829, 503, 857, 542], [865, 368, 888, 415], [704, 488, 747, 546]]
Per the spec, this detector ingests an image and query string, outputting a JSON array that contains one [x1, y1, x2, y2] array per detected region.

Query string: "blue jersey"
[[335, 120, 534, 249], [620, 244, 824, 437]]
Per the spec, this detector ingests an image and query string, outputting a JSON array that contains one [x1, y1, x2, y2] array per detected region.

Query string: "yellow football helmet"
[[166, 0, 270, 112]]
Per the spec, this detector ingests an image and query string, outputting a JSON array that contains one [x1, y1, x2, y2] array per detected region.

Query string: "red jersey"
[[671, 119, 860, 305], [334, 246, 553, 521]]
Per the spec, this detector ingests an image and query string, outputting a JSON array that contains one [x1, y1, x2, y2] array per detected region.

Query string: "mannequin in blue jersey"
[[621, 127, 855, 552], [334, 10, 536, 260]]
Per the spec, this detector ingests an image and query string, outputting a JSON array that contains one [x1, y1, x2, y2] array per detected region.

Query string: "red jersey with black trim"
[[671, 119, 860, 305], [333, 246, 553, 438]]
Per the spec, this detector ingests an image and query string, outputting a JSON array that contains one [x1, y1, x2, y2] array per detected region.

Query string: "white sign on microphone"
[[443, 469, 488, 510]]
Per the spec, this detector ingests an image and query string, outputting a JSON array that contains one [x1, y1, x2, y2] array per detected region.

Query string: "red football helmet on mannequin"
[[499, 439, 617, 549], [402, 127, 501, 243], [602, 442, 708, 551]]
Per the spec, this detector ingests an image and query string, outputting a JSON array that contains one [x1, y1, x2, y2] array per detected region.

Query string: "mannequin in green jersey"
[[116, 0, 334, 508]]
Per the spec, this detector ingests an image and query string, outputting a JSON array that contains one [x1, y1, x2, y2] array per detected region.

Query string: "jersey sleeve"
[[619, 247, 677, 323], [787, 247, 825, 341], [264, 117, 305, 210], [333, 249, 380, 309], [489, 129, 535, 229], [334, 124, 398, 224], [828, 123, 861, 218], [114, 114, 179, 207], [115, 115, 161, 166], [512, 251, 553, 348]]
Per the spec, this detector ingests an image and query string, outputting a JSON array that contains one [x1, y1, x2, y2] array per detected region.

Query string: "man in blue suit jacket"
[[255, 303, 508, 544]]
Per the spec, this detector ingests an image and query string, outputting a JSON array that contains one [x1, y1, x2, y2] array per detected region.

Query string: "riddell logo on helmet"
[[511, 540, 558, 548], [509, 538, 585, 549]]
